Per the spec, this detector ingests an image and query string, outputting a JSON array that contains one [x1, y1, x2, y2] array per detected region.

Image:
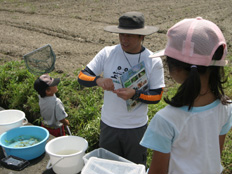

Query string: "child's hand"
[[64, 119, 70, 126], [60, 118, 70, 126]]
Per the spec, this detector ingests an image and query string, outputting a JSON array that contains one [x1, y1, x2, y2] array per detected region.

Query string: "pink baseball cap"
[[39, 74, 60, 87], [150, 17, 227, 66], [34, 74, 60, 94]]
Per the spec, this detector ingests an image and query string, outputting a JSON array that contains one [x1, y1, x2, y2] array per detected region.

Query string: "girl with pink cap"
[[140, 17, 232, 174]]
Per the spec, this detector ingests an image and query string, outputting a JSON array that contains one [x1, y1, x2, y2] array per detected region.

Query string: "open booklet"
[[120, 61, 148, 112]]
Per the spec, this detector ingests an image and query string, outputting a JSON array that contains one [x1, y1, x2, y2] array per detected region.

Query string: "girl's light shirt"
[[87, 44, 165, 128], [140, 100, 232, 174]]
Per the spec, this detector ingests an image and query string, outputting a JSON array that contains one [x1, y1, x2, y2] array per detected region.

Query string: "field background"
[[0, 0, 232, 173], [0, 0, 231, 76]]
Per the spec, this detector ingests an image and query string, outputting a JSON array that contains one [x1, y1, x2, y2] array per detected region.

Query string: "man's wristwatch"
[[131, 90, 140, 100]]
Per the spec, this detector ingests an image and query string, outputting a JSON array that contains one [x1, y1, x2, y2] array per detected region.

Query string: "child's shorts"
[[41, 123, 65, 137]]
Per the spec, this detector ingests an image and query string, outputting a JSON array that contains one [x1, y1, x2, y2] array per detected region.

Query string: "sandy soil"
[[0, 0, 231, 85]]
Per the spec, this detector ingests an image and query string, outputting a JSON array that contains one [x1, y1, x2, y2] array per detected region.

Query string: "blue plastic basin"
[[0, 125, 49, 160]]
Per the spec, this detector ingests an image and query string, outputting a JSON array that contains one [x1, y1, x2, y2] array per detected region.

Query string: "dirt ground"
[[0, 0, 232, 85]]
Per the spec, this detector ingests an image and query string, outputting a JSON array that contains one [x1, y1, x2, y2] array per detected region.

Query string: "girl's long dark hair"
[[164, 45, 229, 110]]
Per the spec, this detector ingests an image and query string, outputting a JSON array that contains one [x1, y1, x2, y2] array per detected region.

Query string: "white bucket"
[[45, 136, 88, 174], [0, 109, 28, 135]]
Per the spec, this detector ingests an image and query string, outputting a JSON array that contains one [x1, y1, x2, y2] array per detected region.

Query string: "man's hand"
[[96, 77, 115, 91], [113, 88, 136, 100]]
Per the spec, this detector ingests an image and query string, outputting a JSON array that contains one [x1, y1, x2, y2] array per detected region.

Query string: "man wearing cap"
[[78, 11, 165, 165], [34, 74, 70, 137]]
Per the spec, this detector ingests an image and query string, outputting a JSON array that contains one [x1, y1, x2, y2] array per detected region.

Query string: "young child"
[[140, 17, 232, 174], [34, 74, 70, 137]]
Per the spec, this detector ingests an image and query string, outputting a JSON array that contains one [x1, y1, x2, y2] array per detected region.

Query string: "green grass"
[[0, 59, 231, 173]]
